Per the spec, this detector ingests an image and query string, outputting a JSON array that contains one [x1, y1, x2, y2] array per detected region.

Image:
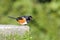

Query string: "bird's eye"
[[29, 16, 32, 18]]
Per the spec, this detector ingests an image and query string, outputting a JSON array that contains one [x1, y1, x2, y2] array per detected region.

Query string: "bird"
[[8, 16, 32, 25]]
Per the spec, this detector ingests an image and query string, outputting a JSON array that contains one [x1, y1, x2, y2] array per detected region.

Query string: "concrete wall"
[[0, 25, 29, 36]]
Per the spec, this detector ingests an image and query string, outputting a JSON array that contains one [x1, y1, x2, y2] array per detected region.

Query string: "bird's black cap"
[[28, 16, 32, 20]]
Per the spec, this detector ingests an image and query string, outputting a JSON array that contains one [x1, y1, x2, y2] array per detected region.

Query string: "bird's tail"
[[8, 16, 16, 19]]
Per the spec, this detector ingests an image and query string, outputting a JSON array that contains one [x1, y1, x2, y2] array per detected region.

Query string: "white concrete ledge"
[[0, 25, 29, 36]]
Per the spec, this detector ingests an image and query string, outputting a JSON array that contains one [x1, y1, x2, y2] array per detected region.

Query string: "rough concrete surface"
[[0, 25, 29, 36]]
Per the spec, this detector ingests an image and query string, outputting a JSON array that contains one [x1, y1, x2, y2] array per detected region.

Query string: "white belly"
[[23, 21, 27, 25]]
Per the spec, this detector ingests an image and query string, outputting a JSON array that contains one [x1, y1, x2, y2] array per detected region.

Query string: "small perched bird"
[[8, 16, 32, 25]]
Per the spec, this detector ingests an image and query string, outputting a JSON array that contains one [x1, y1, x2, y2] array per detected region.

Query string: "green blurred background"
[[0, 0, 60, 40]]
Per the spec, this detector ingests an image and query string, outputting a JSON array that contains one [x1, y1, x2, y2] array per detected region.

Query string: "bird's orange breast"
[[18, 18, 26, 24], [18, 20, 25, 23]]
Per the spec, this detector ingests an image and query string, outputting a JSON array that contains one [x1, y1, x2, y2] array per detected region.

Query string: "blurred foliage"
[[0, 0, 60, 40]]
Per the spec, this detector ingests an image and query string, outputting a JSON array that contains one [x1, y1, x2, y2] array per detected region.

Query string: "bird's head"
[[28, 16, 32, 20]]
